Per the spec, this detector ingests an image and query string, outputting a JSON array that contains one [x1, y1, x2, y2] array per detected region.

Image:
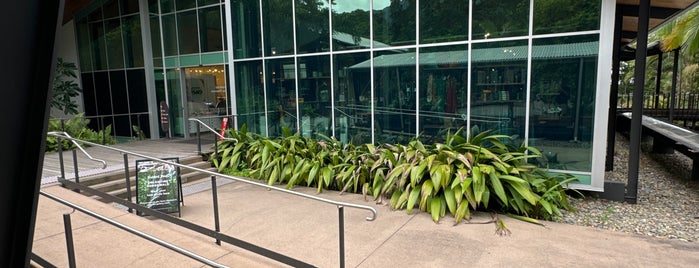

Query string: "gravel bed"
[[555, 132, 699, 242]]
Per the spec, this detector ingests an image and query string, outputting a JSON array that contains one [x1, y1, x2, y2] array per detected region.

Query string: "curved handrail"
[[47, 131, 107, 169], [46, 132, 377, 221], [188, 118, 238, 143]]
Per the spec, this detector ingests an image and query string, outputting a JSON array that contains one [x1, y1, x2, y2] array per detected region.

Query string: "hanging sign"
[[135, 158, 182, 216], [160, 101, 169, 132]]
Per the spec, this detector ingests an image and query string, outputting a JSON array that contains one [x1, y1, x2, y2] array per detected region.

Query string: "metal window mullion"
[[157, 0, 172, 138], [415, 0, 420, 137], [195, 1, 203, 64], [292, 0, 300, 132], [524, 0, 535, 146], [259, 0, 269, 136], [224, 0, 238, 129], [329, 1, 335, 138], [466, 0, 473, 135], [119, 14, 133, 131], [369, 0, 375, 144]]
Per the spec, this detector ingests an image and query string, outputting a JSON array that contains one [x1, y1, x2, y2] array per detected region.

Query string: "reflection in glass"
[[297, 55, 331, 138], [373, 0, 415, 47], [90, 21, 108, 70], [235, 60, 266, 135], [529, 35, 599, 172], [373, 50, 416, 144], [419, 0, 469, 44], [123, 15, 144, 67], [533, 0, 601, 34], [199, 6, 223, 52], [76, 19, 93, 71], [265, 58, 298, 137], [165, 68, 185, 136], [472, 0, 529, 40], [231, 0, 262, 58], [419, 45, 468, 141], [331, 0, 370, 51], [295, 0, 330, 54], [161, 14, 178, 56], [470, 40, 528, 142], [333, 52, 371, 145], [105, 19, 125, 69], [262, 0, 294, 56], [178, 10, 199, 54]]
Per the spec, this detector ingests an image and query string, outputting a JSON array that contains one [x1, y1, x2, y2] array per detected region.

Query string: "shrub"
[[46, 113, 116, 152], [210, 126, 578, 223]]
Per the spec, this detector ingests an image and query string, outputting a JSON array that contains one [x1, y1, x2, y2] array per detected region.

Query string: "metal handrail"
[[46, 132, 377, 221], [47, 131, 107, 169], [188, 118, 238, 143], [39, 191, 228, 268]]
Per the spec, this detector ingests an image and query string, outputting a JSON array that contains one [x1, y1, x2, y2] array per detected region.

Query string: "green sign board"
[[135, 158, 182, 215]]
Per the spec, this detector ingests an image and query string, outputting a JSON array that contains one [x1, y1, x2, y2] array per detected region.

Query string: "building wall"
[[71, 0, 614, 190]]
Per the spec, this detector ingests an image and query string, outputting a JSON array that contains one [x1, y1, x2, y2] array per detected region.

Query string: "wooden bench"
[[620, 112, 699, 180]]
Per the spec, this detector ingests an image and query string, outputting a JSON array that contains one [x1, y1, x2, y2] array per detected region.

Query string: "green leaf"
[[489, 172, 508, 205], [407, 186, 421, 214], [307, 164, 319, 186], [472, 166, 485, 205], [430, 197, 441, 222], [444, 187, 456, 215], [420, 180, 434, 211], [410, 161, 428, 187], [390, 190, 402, 209], [455, 201, 471, 223]]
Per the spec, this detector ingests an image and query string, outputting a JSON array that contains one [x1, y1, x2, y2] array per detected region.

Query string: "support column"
[[606, 7, 623, 171], [669, 49, 680, 122], [627, 0, 651, 204], [654, 53, 663, 110]]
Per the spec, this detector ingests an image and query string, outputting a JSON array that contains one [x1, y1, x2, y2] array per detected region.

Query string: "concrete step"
[[104, 165, 219, 200], [76, 155, 206, 188]]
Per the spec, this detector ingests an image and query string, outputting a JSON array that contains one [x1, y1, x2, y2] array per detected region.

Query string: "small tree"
[[51, 58, 82, 115]]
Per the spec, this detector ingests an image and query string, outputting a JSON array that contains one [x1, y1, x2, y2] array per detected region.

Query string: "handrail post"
[[63, 213, 77, 268], [211, 176, 221, 246], [196, 123, 201, 155], [72, 150, 80, 193], [124, 154, 133, 213], [338, 205, 345, 268], [58, 137, 65, 182]]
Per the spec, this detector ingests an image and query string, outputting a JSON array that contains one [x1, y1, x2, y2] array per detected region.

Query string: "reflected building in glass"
[[61, 0, 615, 191]]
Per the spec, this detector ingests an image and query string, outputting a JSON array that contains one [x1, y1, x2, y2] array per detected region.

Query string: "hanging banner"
[[135, 158, 182, 215]]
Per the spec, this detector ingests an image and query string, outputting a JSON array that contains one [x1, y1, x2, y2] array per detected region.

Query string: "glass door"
[[183, 65, 228, 135]]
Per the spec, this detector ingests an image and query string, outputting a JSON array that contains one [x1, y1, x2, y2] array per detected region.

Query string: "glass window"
[[373, 49, 416, 144], [161, 14, 178, 56], [105, 19, 125, 69], [123, 15, 144, 67], [127, 69, 148, 113], [373, 0, 416, 47], [94, 71, 113, 115], [297, 55, 331, 138], [104, 0, 120, 19], [90, 21, 108, 70], [198, 0, 220, 6], [295, 0, 330, 54], [81, 73, 98, 115], [265, 58, 298, 137], [231, 0, 262, 58], [110, 70, 129, 114], [121, 0, 140, 15], [176, 0, 196, 11], [529, 35, 599, 172], [470, 40, 528, 141], [262, 0, 295, 56], [419, 45, 468, 141], [149, 16, 163, 67], [331, 0, 370, 51], [149, 0, 159, 13], [333, 52, 371, 145], [178, 10, 200, 54], [114, 115, 132, 136], [533, 0, 600, 35], [88, 7, 103, 22], [76, 19, 93, 71], [234, 60, 266, 135], [160, 0, 175, 13], [199, 6, 223, 52], [419, 0, 469, 44], [472, 0, 529, 40]]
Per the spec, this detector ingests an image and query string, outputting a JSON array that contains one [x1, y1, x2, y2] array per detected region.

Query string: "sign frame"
[[135, 157, 183, 217]]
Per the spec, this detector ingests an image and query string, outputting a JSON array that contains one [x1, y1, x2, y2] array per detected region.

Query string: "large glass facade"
[[73, 0, 611, 189]]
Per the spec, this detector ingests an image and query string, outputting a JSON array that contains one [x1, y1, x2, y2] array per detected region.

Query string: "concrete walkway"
[[32, 138, 699, 267]]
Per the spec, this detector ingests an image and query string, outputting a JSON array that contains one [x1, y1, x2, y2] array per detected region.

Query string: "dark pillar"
[[654, 53, 663, 110], [0, 1, 61, 266], [669, 49, 680, 122], [606, 8, 623, 171], [627, 0, 651, 204]]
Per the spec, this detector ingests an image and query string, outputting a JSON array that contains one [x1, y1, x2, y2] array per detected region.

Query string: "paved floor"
[[32, 138, 699, 267]]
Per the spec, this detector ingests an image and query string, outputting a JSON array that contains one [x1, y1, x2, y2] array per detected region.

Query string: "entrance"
[[163, 65, 228, 138]]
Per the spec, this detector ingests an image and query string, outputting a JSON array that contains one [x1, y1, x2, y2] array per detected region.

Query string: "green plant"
[[46, 113, 116, 152], [210, 125, 579, 225], [51, 58, 82, 115]]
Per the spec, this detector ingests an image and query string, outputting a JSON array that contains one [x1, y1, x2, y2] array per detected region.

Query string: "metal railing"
[[189, 117, 237, 156], [47, 131, 377, 267], [37, 191, 228, 268]]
